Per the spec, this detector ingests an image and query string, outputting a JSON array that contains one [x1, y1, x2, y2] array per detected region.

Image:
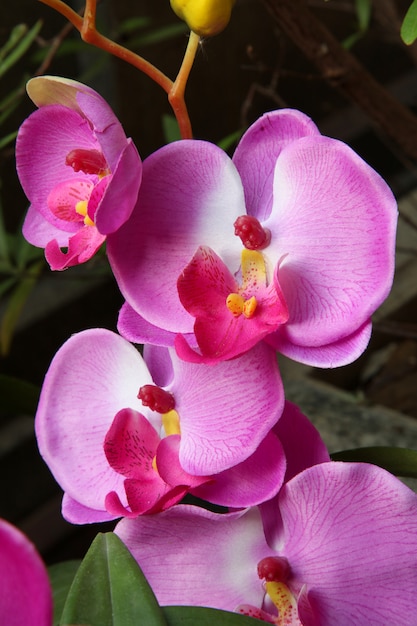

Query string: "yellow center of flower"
[[265, 582, 300, 626], [226, 249, 267, 318], [162, 409, 181, 436], [75, 200, 95, 227]]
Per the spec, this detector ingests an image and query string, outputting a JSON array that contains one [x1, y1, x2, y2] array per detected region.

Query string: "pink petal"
[[233, 109, 320, 221], [168, 342, 284, 474], [95, 139, 142, 234], [117, 301, 197, 348], [156, 435, 209, 489], [104, 408, 159, 479], [143, 344, 175, 387], [16, 105, 100, 228], [268, 319, 372, 367], [62, 493, 117, 524], [45, 225, 105, 270], [275, 462, 417, 625], [0, 518, 52, 626], [115, 505, 268, 610], [35, 329, 153, 515], [107, 140, 243, 334], [22, 204, 71, 248], [193, 431, 286, 507], [47, 177, 93, 225], [264, 135, 397, 350]]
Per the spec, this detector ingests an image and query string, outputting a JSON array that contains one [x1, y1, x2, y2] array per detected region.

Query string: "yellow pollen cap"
[[170, 0, 235, 37]]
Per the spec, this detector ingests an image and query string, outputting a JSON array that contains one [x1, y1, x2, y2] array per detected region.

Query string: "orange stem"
[[169, 31, 200, 139]]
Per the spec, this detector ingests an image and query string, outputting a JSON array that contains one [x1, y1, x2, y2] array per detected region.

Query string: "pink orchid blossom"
[[35, 328, 285, 523], [16, 76, 142, 270], [107, 109, 397, 366], [0, 517, 52, 626], [115, 462, 417, 625]]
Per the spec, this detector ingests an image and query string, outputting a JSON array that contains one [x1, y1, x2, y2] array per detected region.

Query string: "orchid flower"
[[35, 328, 285, 523], [16, 76, 142, 270], [107, 109, 397, 366], [115, 462, 417, 625], [0, 517, 52, 626]]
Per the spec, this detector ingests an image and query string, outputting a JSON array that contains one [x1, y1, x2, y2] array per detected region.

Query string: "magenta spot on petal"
[[66, 148, 108, 175], [257, 556, 291, 583], [234, 215, 271, 250], [138, 384, 176, 413]]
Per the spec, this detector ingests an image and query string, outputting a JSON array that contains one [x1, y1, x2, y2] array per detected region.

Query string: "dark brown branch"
[[260, 0, 417, 162]]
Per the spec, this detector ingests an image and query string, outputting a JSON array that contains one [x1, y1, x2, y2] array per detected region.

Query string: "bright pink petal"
[[107, 140, 243, 334], [177, 246, 288, 362], [104, 408, 159, 479], [0, 518, 52, 626], [35, 329, 153, 518], [95, 139, 142, 234], [115, 505, 268, 610], [168, 342, 284, 474], [45, 225, 105, 270], [233, 109, 320, 221], [47, 177, 93, 225], [193, 431, 286, 507], [268, 319, 372, 367], [264, 135, 397, 351], [275, 462, 417, 625]]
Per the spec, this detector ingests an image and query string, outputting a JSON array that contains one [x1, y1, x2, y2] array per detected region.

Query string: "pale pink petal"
[[168, 342, 284, 474], [193, 431, 286, 507], [62, 493, 117, 524], [233, 109, 320, 221], [115, 505, 268, 610], [35, 329, 153, 515], [0, 518, 52, 626], [156, 435, 209, 489], [117, 301, 198, 348], [264, 135, 397, 350], [22, 204, 70, 248], [268, 319, 372, 367], [142, 344, 175, 387], [275, 462, 417, 626], [107, 140, 243, 334]]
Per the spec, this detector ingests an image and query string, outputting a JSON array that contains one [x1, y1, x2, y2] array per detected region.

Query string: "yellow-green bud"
[[170, 0, 235, 37]]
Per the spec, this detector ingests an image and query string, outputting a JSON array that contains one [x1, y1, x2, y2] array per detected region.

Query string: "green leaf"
[[355, 0, 371, 32], [331, 446, 417, 477], [0, 259, 43, 356], [0, 130, 17, 151], [0, 24, 28, 62], [163, 606, 263, 625], [48, 560, 81, 626], [118, 16, 152, 35], [129, 23, 188, 48], [217, 129, 244, 152], [0, 374, 40, 415], [0, 20, 43, 80], [401, 0, 417, 44], [162, 114, 181, 143], [60, 532, 168, 626]]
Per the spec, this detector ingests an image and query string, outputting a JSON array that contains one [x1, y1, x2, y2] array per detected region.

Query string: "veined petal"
[[115, 505, 268, 610], [233, 109, 320, 221], [269, 319, 372, 368], [0, 518, 52, 626], [265, 135, 397, 348], [193, 431, 286, 507], [16, 105, 100, 228], [168, 342, 284, 474], [35, 329, 153, 516], [107, 140, 243, 334], [275, 462, 417, 625]]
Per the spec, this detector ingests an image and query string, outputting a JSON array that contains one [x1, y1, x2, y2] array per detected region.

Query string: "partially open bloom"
[[16, 76, 142, 270], [0, 517, 52, 625], [35, 328, 285, 523], [116, 462, 417, 625], [170, 0, 235, 36], [108, 109, 397, 366]]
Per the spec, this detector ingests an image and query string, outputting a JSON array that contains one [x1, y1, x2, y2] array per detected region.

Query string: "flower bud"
[[170, 0, 235, 37]]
